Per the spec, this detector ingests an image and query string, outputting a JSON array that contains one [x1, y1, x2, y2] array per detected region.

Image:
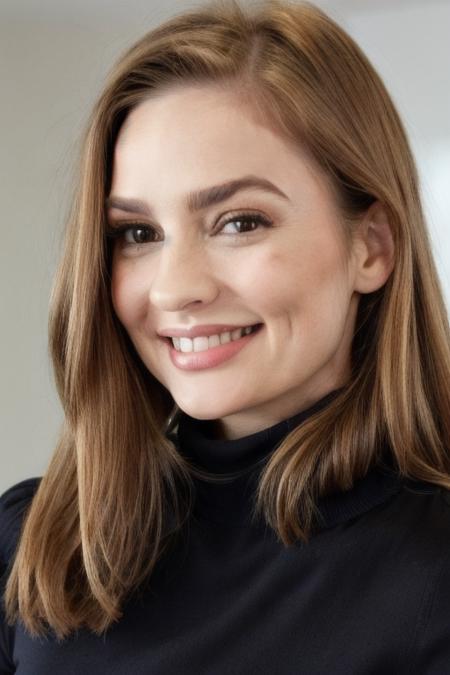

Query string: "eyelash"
[[105, 211, 273, 248]]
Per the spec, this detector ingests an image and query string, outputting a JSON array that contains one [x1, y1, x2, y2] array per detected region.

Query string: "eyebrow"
[[105, 175, 290, 216]]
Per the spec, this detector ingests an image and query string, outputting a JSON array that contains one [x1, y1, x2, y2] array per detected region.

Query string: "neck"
[[203, 387, 347, 441]]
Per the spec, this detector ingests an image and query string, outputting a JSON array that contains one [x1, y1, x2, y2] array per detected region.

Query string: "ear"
[[351, 200, 395, 294]]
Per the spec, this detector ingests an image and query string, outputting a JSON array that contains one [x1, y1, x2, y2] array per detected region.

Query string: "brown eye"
[[124, 226, 154, 244], [105, 223, 159, 246], [217, 212, 273, 236]]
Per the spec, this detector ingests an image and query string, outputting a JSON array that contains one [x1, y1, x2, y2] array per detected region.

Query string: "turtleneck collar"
[[175, 388, 345, 476], [171, 387, 405, 533]]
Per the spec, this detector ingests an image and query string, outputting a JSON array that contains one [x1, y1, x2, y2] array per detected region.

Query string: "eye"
[[216, 212, 273, 236], [105, 222, 159, 245], [105, 211, 273, 249]]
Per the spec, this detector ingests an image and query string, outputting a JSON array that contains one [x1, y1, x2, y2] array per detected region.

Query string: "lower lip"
[[162, 324, 264, 371]]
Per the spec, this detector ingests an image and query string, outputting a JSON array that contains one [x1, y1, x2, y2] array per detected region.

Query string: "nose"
[[148, 239, 219, 312]]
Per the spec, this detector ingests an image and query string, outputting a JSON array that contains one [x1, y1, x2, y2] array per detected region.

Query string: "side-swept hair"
[[4, 0, 450, 640]]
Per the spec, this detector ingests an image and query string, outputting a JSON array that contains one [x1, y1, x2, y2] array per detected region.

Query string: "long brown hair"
[[4, 0, 450, 640]]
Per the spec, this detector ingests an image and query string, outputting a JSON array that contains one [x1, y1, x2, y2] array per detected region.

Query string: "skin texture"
[[108, 84, 394, 440]]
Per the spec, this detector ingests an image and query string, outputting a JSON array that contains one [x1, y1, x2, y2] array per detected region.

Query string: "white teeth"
[[208, 334, 221, 348], [171, 325, 256, 352], [220, 331, 231, 345]]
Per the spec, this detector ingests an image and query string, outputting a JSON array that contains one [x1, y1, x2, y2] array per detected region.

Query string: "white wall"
[[345, 2, 450, 301], [1, 0, 449, 492]]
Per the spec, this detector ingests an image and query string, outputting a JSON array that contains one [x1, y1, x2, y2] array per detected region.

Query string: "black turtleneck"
[[1, 389, 450, 674], [173, 387, 400, 533]]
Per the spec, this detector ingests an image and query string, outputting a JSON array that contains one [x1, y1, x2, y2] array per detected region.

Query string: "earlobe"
[[353, 200, 395, 294]]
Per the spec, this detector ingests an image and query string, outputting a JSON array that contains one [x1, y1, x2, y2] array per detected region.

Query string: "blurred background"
[[1, 0, 449, 492]]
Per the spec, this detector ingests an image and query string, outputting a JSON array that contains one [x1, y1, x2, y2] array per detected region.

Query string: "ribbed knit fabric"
[[1, 388, 450, 674], [173, 387, 401, 533]]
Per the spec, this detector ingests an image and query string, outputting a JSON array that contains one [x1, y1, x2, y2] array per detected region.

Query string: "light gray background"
[[1, 0, 449, 493]]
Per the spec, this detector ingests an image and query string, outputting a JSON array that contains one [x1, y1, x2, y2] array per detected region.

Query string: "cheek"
[[110, 259, 147, 327], [216, 247, 301, 320], [255, 239, 350, 319], [303, 249, 352, 334]]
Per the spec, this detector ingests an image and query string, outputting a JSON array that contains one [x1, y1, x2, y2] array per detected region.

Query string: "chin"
[[175, 399, 240, 422]]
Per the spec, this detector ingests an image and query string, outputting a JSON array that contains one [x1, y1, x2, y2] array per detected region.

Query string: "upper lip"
[[158, 323, 260, 339]]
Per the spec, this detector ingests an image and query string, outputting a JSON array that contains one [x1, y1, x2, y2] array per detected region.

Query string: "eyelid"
[[214, 208, 271, 228], [105, 218, 155, 231], [106, 206, 271, 228], [105, 220, 158, 238]]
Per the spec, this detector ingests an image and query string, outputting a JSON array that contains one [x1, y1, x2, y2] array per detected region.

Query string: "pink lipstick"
[[161, 324, 263, 371]]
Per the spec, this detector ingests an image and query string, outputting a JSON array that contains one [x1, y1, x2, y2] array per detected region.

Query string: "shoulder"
[[401, 477, 450, 523], [0, 477, 41, 571], [395, 478, 450, 544], [0, 479, 40, 674], [404, 483, 450, 670]]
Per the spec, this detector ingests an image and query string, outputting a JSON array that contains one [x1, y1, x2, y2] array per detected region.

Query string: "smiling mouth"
[[162, 323, 263, 354]]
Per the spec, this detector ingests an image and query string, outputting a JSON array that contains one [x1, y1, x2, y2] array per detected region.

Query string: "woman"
[[1, 0, 450, 672]]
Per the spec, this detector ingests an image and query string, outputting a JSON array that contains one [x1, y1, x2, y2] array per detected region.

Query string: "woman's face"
[[108, 84, 362, 439]]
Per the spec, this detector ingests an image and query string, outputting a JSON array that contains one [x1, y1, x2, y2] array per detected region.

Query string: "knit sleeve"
[[0, 477, 41, 674]]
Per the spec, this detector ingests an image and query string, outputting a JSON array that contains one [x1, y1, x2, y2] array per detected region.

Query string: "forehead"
[[116, 85, 298, 167], [110, 84, 338, 213], [117, 82, 263, 142]]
